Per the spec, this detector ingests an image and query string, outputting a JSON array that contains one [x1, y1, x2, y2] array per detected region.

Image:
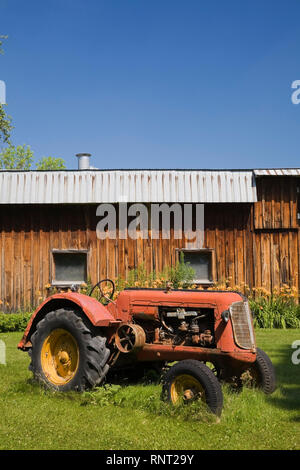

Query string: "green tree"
[[0, 146, 66, 170], [0, 35, 7, 55], [0, 105, 12, 145], [36, 156, 66, 170], [0, 35, 66, 170], [0, 144, 34, 170], [0, 35, 13, 144]]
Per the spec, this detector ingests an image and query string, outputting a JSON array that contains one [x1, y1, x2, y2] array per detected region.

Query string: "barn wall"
[[204, 203, 253, 287], [253, 177, 299, 295], [253, 230, 298, 293], [0, 203, 254, 311], [0, 189, 299, 311], [254, 176, 298, 229]]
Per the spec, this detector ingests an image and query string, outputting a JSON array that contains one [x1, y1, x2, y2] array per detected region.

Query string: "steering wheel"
[[89, 278, 115, 304]]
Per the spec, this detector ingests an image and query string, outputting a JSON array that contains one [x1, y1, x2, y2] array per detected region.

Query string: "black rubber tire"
[[29, 309, 110, 391], [247, 347, 276, 394], [161, 359, 223, 416]]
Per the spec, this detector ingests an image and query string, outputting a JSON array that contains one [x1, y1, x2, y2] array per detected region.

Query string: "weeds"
[[80, 385, 124, 407], [76, 383, 217, 423]]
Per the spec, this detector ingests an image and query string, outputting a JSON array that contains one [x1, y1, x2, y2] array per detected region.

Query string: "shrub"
[[206, 281, 300, 329], [0, 312, 33, 332], [249, 295, 300, 329], [114, 254, 195, 296], [167, 251, 195, 289]]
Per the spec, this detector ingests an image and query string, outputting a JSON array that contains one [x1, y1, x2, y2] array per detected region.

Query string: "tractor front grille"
[[229, 301, 256, 350]]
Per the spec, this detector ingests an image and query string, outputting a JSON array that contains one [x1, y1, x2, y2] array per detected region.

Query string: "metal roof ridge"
[[0, 168, 256, 173], [0, 167, 299, 174]]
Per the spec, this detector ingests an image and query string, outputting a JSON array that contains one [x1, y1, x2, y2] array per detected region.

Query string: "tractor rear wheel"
[[29, 309, 110, 391], [161, 359, 223, 416]]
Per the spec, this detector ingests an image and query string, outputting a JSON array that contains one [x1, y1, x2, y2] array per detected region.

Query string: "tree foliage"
[[0, 145, 66, 170], [0, 35, 7, 55], [0, 144, 33, 170], [0, 105, 12, 145], [0, 35, 13, 144], [36, 156, 66, 170], [0, 34, 66, 170]]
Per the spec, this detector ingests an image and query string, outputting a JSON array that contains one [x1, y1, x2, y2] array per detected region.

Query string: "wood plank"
[[225, 217, 235, 288], [4, 211, 13, 310], [270, 232, 280, 291], [261, 232, 271, 292], [254, 179, 263, 229], [253, 233, 260, 290], [290, 179, 298, 228], [288, 230, 298, 292], [279, 231, 289, 285], [282, 178, 291, 228]]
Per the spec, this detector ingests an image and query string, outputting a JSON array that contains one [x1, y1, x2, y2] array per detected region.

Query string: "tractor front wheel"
[[161, 359, 223, 416], [241, 347, 276, 394], [29, 309, 110, 391]]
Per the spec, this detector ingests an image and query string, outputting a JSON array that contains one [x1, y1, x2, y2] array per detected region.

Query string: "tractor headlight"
[[221, 310, 230, 323]]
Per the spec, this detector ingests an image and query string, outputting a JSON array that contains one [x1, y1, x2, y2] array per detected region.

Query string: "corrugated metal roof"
[[0, 170, 257, 204], [254, 168, 300, 176]]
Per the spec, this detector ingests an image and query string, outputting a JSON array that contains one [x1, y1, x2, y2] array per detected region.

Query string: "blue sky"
[[1, 0, 300, 170]]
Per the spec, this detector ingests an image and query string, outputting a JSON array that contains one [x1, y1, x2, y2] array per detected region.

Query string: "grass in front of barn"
[[0, 330, 299, 450]]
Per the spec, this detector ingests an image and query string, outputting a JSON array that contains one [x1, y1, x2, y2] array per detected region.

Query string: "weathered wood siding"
[[253, 176, 299, 294], [204, 203, 253, 287], [0, 203, 253, 311], [0, 175, 299, 312], [254, 177, 298, 229]]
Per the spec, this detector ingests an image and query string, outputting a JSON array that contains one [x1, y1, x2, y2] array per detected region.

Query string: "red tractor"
[[18, 280, 276, 416]]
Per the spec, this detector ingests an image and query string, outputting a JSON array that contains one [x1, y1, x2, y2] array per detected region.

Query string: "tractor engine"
[[156, 307, 215, 347], [129, 307, 215, 348]]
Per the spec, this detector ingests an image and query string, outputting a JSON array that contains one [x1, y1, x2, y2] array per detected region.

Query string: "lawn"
[[0, 329, 299, 450]]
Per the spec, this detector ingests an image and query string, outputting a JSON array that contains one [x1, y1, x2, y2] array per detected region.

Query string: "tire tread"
[[162, 359, 223, 416], [28, 308, 110, 391]]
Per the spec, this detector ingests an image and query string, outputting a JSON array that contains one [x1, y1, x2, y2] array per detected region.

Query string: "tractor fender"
[[18, 292, 121, 350]]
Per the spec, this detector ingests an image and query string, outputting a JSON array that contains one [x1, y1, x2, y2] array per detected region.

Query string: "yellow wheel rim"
[[41, 329, 79, 386], [170, 374, 205, 404]]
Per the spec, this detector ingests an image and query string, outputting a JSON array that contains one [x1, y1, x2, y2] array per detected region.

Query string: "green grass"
[[0, 330, 299, 450]]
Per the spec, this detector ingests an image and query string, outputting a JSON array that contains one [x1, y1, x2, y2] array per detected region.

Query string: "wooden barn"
[[0, 155, 299, 312]]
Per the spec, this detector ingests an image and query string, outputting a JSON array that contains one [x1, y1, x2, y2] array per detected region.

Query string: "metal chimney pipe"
[[76, 153, 91, 170]]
